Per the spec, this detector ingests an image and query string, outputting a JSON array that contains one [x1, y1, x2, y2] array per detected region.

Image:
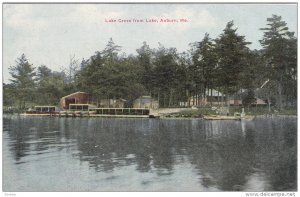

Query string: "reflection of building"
[[133, 96, 159, 109], [97, 99, 126, 108], [60, 92, 90, 109]]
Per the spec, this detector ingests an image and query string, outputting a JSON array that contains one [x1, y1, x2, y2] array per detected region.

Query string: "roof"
[[61, 91, 89, 99], [98, 98, 127, 102]]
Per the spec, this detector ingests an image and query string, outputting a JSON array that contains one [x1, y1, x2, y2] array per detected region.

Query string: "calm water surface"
[[3, 115, 297, 191]]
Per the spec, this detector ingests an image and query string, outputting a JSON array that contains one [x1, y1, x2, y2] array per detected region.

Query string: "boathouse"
[[133, 96, 159, 109], [60, 92, 90, 109], [97, 98, 126, 108]]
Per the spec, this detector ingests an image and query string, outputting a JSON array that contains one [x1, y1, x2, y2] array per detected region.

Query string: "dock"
[[21, 107, 159, 118], [203, 115, 254, 121]]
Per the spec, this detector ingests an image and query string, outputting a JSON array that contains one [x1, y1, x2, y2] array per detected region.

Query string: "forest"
[[3, 15, 297, 111]]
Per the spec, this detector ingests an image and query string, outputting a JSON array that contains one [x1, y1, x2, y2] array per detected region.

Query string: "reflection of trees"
[[75, 119, 176, 174], [3, 115, 73, 162], [150, 121, 175, 174], [253, 117, 297, 191], [184, 120, 257, 190], [4, 115, 297, 191]]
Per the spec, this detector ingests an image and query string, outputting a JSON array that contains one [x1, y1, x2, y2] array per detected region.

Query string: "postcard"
[[2, 2, 297, 195]]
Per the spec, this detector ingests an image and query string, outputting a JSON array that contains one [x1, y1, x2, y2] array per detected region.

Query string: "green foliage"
[[36, 68, 65, 105], [215, 21, 251, 95], [8, 54, 36, 109], [136, 41, 154, 94], [242, 89, 256, 106], [76, 39, 146, 104], [4, 16, 297, 113], [260, 15, 297, 110]]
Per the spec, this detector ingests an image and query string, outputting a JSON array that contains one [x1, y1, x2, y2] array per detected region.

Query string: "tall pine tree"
[[9, 54, 36, 109], [260, 15, 296, 110], [215, 21, 251, 105]]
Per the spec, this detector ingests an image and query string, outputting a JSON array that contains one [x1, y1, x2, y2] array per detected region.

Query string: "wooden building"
[[60, 92, 90, 110], [133, 96, 159, 109], [96, 99, 126, 108]]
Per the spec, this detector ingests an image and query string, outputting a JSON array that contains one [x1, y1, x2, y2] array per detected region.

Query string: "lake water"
[[2, 115, 297, 192]]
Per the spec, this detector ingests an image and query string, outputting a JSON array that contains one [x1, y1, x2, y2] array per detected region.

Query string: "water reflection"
[[3, 115, 297, 191]]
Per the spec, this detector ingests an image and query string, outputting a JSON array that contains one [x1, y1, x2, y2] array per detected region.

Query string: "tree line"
[[3, 15, 297, 111]]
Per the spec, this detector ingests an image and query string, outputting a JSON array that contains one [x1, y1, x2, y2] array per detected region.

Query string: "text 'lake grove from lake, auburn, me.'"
[[105, 18, 189, 23]]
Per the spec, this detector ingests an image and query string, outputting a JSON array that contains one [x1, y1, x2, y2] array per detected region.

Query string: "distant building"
[[133, 96, 159, 109], [189, 89, 226, 106], [229, 99, 243, 106], [229, 98, 267, 106], [252, 98, 268, 106], [60, 92, 90, 110], [97, 99, 126, 108], [188, 88, 268, 107]]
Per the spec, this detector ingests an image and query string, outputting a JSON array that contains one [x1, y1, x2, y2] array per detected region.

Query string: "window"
[[82, 105, 88, 111]]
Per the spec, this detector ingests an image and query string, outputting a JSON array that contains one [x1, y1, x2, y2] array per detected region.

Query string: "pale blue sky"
[[3, 3, 297, 83]]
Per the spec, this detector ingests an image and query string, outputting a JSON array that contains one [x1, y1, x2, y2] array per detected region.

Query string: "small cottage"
[[133, 96, 159, 109]]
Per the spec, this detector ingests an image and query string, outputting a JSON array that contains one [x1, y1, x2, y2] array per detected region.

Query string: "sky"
[[2, 3, 297, 83]]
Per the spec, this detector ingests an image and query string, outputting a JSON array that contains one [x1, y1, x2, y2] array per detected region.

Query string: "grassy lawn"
[[165, 106, 297, 118]]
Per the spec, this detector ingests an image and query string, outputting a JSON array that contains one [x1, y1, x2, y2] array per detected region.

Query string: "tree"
[[239, 50, 267, 107], [9, 54, 36, 109], [136, 42, 155, 95], [190, 33, 218, 106], [260, 15, 296, 110], [36, 65, 65, 105], [76, 39, 146, 106], [37, 65, 52, 80], [3, 83, 17, 108], [152, 44, 185, 107], [215, 21, 251, 105], [102, 38, 121, 61]]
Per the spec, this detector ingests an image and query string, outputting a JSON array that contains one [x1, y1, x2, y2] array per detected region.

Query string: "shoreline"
[[3, 113, 297, 120]]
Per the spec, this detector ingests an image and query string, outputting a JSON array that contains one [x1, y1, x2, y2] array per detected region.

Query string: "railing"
[[90, 108, 150, 116]]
